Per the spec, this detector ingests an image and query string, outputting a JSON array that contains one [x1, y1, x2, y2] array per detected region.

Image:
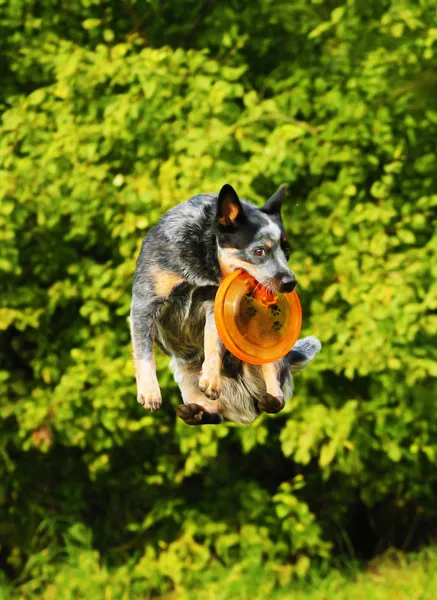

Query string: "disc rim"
[[214, 269, 302, 365]]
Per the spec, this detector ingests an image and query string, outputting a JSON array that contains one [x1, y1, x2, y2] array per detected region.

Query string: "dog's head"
[[215, 184, 296, 293]]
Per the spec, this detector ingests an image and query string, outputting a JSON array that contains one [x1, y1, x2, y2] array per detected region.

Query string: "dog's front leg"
[[199, 304, 225, 400], [130, 295, 162, 411], [257, 362, 285, 414]]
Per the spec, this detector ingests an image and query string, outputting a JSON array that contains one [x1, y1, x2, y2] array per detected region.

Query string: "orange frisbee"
[[214, 269, 302, 365]]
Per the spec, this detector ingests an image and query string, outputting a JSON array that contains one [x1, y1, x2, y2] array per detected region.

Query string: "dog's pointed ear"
[[261, 185, 288, 215], [217, 184, 245, 227]]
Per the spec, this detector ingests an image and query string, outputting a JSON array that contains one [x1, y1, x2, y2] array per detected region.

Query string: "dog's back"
[[134, 193, 221, 293]]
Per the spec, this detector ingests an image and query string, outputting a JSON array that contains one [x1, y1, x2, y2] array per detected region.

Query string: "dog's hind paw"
[[176, 404, 223, 426], [257, 393, 285, 414]]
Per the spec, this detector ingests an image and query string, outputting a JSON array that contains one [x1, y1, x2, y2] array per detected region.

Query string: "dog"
[[130, 184, 321, 425]]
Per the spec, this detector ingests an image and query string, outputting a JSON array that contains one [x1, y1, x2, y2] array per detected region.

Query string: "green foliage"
[[1, 0, 437, 595], [3, 546, 437, 599]]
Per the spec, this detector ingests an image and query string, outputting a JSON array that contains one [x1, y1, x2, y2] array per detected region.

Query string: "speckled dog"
[[130, 184, 321, 425]]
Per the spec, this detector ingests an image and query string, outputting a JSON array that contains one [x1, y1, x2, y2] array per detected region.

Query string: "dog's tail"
[[287, 335, 322, 373]]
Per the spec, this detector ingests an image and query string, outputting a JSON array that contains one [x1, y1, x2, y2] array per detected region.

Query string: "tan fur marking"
[[136, 356, 156, 385], [135, 357, 162, 409], [265, 241, 272, 249], [218, 198, 240, 225], [262, 362, 283, 398], [151, 266, 183, 297], [218, 252, 256, 278]]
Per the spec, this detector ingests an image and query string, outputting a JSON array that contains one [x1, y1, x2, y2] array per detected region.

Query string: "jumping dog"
[[130, 184, 321, 425]]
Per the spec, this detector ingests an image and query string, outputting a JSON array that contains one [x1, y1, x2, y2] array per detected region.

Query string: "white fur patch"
[[257, 214, 282, 243]]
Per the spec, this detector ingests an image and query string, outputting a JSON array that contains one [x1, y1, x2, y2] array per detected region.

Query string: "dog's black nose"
[[279, 273, 297, 293]]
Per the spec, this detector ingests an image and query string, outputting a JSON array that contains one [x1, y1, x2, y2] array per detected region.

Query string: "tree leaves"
[[1, 0, 437, 595]]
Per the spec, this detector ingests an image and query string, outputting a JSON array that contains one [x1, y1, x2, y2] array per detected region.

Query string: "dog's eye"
[[254, 248, 266, 257]]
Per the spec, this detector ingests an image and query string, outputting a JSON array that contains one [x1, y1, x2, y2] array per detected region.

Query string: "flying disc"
[[214, 269, 302, 365]]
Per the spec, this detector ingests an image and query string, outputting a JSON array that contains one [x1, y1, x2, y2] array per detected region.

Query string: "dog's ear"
[[217, 184, 245, 227], [261, 185, 288, 215]]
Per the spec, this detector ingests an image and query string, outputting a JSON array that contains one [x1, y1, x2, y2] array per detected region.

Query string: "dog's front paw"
[[199, 371, 221, 400], [137, 387, 162, 411], [257, 393, 285, 414]]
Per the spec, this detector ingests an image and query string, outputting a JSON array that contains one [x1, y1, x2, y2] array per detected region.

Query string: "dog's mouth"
[[238, 268, 296, 296], [239, 272, 279, 305], [252, 283, 278, 305]]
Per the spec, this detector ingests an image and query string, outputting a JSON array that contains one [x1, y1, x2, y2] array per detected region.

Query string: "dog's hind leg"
[[172, 360, 224, 425], [257, 362, 285, 414], [257, 336, 322, 415]]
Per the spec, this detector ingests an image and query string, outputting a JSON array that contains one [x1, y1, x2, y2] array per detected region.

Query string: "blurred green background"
[[1, 0, 437, 598]]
